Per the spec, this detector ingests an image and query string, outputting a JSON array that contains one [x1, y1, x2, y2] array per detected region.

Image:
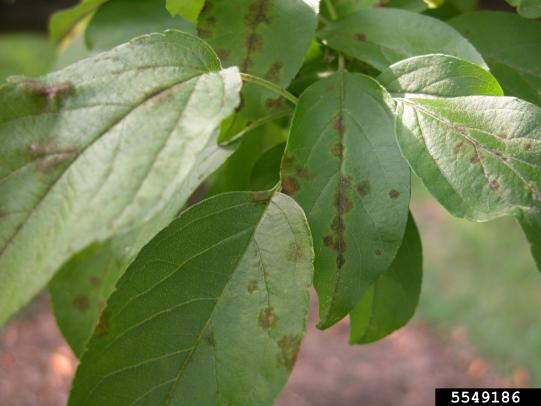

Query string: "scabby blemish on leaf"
[[258, 307, 278, 330], [277, 335, 302, 370]]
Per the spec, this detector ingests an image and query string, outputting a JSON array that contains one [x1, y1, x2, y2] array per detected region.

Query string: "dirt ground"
[[0, 295, 523, 406]]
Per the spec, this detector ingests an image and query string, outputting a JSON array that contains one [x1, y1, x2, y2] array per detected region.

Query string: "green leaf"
[[0, 34, 56, 81], [86, 0, 195, 51], [350, 212, 422, 344], [69, 191, 314, 405], [449, 11, 541, 107], [49, 243, 122, 356], [395, 96, 541, 221], [281, 72, 410, 329], [49, 0, 110, 42], [378, 54, 503, 98], [250, 143, 286, 191], [166, 0, 206, 22], [322, 0, 427, 17], [0, 31, 241, 326], [197, 0, 319, 121], [518, 205, 541, 272], [49, 131, 234, 356], [318, 8, 486, 71], [505, 0, 541, 18]]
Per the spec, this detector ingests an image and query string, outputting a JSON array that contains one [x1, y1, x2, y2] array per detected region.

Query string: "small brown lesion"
[[489, 179, 500, 191], [264, 62, 284, 82], [277, 335, 302, 370], [281, 176, 300, 195], [286, 241, 304, 261], [332, 114, 346, 135], [18, 80, 74, 102], [331, 143, 344, 158], [89, 276, 101, 288], [247, 280, 259, 293], [388, 189, 400, 199], [258, 307, 278, 330], [353, 33, 366, 41], [357, 181, 370, 197], [72, 295, 90, 311], [524, 143, 532, 151], [25, 140, 78, 173], [206, 332, 216, 346], [94, 309, 111, 338], [374, 249, 382, 256]]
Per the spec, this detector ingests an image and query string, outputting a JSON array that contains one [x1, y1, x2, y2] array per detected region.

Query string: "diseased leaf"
[[166, 0, 206, 22], [0, 34, 56, 81], [378, 54, 503, 98], [86, 0, 195, 51], [49, 243, 122, 356], [518, 205, 541, 272], [281, 72, 410, 329], [319, 8, 486, 71], [49, 0, 110, 42], [49, 131, 234, 356], [197, 0, 319, 120], [0, 31, 241, 326], [69, 191, 314, 405], [350, 212, 422, 344], [449, 11, 541, 107], [395, 96, 541, 221], [505, 0, 541, 18]]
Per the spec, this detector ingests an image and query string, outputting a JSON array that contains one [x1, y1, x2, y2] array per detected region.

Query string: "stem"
[[324, 0, 338, 20], [240, 73, 298, 105], [220, 110, 291, 147]]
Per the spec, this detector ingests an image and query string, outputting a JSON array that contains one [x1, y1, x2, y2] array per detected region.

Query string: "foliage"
[[0, 0, 540, 404]]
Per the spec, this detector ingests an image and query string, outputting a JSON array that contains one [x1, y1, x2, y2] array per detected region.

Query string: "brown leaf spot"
[[265, 96, 284, 111], [265, 62, 284, 82], [245, 33, 263, 53], [353, 33, 366, 41], [246, 0, 271, 26], [453, 141, 465, 155], [357, 181, 370, 197], [470, 153, 481, 164], [331, 215, 345, 234], [389, 189, 400, 199], [336, 254, 346, 269], [19, 80, 74, 101], [89, 276, 101, 288], [72, 295, 89, 311], [374, 249, 382, 256], [197, 27, 211, 39], [281, 153, 295, 171], [524, 143, 532, 151], [277, 335, 302, 370], [489, 179, 500, 191], [247, 280, 259, 293], [206, 332, 216, 346], [258, 307, 278, 330], [331, 143, 344, 158], [94, 309, 111, 338], [286, 241, 304, 261], [240, 57, 254, 73], [332, 114, 345, 135], [336, 176, 352, 214], [323, 235, 334, 247], [296, 166, 311, 180], [281, 176, 300, 195]]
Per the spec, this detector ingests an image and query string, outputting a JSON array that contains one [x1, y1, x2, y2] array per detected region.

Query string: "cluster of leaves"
[[0, 0, 540, 404]]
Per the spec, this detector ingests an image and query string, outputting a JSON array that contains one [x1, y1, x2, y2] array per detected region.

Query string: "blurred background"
[[0, 0, 540, 405]]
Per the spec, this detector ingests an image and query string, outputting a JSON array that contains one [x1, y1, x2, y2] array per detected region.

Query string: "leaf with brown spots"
[[70, 192, 313, 404], [319, 8, 485, 71], [395, 96, 541, 221], [282, 72, 410, 329], [0, 31, 241, 327], [197, 0, 318, 124], [350, 212, 423, 343]]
